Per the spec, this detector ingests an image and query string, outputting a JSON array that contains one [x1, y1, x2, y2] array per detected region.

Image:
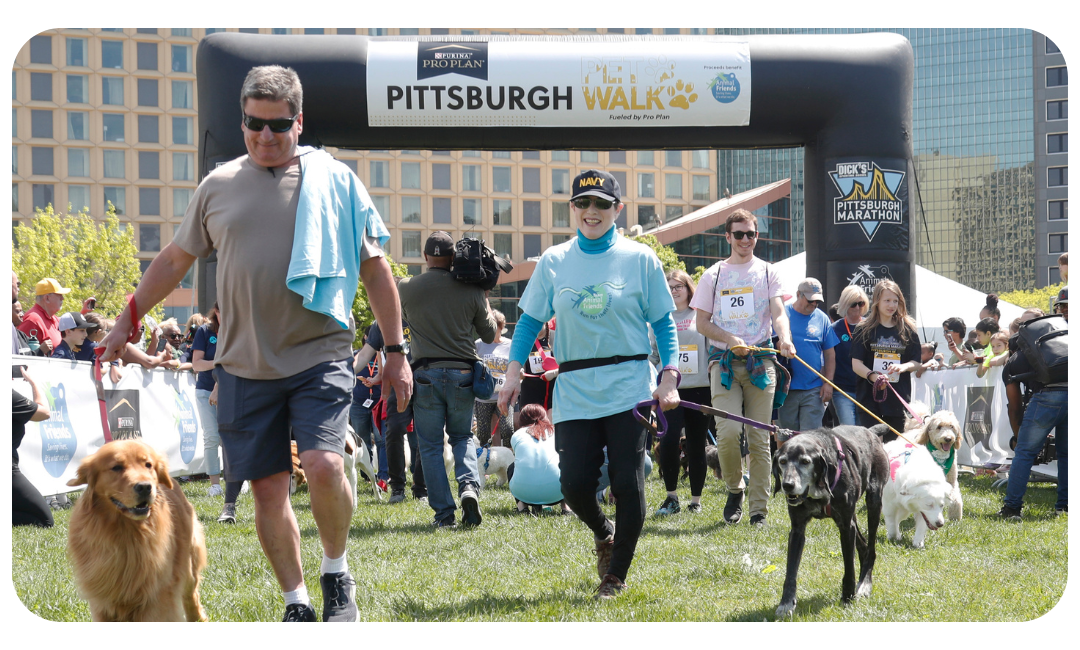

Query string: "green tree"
[[12, 204, 163, 332], [350, 255, 411, 348], [999, 283, 1065, 313], [630, 233, 686, 272]]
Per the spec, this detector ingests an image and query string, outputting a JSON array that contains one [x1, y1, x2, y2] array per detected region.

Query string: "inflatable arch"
[[195, 32, 915, 310]]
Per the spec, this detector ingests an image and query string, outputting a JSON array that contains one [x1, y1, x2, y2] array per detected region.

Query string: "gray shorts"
[[214, 359, 353, 482]]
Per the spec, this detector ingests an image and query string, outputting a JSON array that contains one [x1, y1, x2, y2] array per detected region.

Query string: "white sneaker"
[[208, 484, 224, 497]]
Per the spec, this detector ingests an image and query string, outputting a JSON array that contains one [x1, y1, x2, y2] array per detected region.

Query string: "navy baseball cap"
[[424, 231, 455, 257], [571, 169, 621, 203]]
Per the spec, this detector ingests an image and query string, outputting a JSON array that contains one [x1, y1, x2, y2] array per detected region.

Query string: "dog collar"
[[924, 440, 955, 476]]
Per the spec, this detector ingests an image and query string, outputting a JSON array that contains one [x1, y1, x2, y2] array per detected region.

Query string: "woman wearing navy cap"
[[499, 169, 680, 600]]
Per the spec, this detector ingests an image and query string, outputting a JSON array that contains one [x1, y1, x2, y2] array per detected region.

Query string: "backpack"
[[451, 237, 514, 291], [1012, 314, 1068, 387]]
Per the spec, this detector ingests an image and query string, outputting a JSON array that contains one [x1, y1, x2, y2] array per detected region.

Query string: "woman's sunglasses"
[[851, 301, 866, 308], [243, 114, 299, 133], [571, 197, 616, 211]]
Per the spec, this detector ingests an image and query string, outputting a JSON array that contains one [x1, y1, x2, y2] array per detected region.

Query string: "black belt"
[[410, 357, 475, 370], [558, 354, 648, 374]]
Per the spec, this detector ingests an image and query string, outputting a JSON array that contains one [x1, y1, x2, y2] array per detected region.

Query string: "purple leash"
[[633, 399, 797, 441]]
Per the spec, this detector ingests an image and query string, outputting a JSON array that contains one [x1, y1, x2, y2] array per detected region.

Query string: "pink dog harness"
[[888, 443, 917, 481]]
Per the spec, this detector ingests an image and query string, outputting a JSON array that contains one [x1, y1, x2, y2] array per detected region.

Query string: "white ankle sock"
[[321, 552, 348, 575], [283, 585, 310, 607]]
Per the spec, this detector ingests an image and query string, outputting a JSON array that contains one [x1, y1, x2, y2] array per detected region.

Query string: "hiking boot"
[[594, 522, 615, 580], [655, 496, 681, 516], [687, 502, 702, 514], [207, 483, 224, 498], [594, 573, 627, 601], [320, 571, 358, 622], [460, 487, 483, 527], [749, 514, 766, 527], [723, 491, 744, 524], [388, 489, 406, 504], [217, 503, 236, 524], [282, 603, 317, 622], [997, 505, 1023, 521]]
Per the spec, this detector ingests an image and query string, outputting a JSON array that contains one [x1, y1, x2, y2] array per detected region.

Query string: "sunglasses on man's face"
[[729, 230, 758, 240], [571, 197, 616, 211], [243, 114, 299, 133]]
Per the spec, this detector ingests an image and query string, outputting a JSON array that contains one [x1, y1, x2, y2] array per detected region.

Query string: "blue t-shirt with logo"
[[518, 235, 675, 424], [191, 324, 218, 392], [785, 304, 840, 391], [831, 318, 860, 392]]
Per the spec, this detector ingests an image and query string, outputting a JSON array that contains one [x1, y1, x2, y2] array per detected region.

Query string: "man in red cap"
[[17, 277, 71, 356]]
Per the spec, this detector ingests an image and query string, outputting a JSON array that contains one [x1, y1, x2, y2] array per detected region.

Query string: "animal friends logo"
[[558, 281, 626, 321], [174, 390, 198, 464], [708, 72, 741, 104], [39, 383, 78, 478]]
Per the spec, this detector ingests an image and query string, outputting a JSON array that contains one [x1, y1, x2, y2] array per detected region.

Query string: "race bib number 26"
[[719, 287, 753, 322]]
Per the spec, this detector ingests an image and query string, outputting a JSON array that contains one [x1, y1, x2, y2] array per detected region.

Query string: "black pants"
[[13, 463, 53, 528], [555, 409, 646, 582], [658, 386, 711, 496], [858, 410, 904, 443], [383, 388, 426, 497]]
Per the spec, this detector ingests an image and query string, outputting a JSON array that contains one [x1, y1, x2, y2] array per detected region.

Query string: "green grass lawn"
[[12, 469, 1068, 622]]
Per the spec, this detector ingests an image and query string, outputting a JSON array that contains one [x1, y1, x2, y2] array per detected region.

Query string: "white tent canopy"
[[770, 252, 1026, 347]]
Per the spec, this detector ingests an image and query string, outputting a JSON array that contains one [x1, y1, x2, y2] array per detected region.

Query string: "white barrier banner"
[[367, 40, 751, 128], [911, 365, 1014, 468], [13, 357, 209, 497]]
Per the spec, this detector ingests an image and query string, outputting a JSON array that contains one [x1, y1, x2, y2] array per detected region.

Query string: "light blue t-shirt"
[[785, 304, 840, 390], [509, 428, 563, 506], [518, 235, 675, 424]]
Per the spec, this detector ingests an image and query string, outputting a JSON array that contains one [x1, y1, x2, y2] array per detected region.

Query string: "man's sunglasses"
[[571, 197, 616, 211], [243, 114, 299, 133], [729, 230, 758, 240]]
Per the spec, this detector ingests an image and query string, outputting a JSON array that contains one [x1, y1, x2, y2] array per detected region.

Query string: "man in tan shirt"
[[98, 66, 411, 622]]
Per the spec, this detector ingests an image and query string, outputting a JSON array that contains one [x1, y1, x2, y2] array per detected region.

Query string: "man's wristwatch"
[[384, 340, 410, 356]]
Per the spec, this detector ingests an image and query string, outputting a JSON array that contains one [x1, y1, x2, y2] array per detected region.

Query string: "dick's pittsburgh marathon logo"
[[829, 161, 906, 243], [418, 42, 488, 81]]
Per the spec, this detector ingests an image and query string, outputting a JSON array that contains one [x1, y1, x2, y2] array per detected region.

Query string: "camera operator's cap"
[[1056, 286, 1068, 305], [797, 277, 825, 302], [424, 231, 455, 257], [58, 311, 90, 331], [571, 169, 621, 203], [35, 278, 72, 296]]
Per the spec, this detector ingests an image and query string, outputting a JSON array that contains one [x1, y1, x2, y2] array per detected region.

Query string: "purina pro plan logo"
[[829, 161, 906, 243]]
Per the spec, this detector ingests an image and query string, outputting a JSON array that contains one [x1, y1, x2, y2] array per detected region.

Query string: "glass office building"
[[717, 28, 1061, 293]]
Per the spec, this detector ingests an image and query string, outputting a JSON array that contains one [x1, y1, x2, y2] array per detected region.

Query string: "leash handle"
[[632, 399, 669, 438]]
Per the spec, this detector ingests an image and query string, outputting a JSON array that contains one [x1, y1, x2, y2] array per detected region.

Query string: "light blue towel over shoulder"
[[286, 147, 391, 329]]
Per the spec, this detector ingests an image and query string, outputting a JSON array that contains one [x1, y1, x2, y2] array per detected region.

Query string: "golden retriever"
[[66, 440, 208, 621]]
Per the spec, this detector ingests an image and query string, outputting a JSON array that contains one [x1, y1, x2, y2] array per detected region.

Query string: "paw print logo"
[[644, 56, 676, 84], [666, 80, 699, 110]]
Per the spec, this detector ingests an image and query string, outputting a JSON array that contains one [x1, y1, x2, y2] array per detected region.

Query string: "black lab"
[[773, 425, 888, 618]]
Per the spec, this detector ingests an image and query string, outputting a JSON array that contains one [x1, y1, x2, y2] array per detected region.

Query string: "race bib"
[[678, 344, 698, 375], [493, 373, 505, 391], [528, 352, 544, 374], [719, 287, 753, 322], [873, 352, 901, 383]]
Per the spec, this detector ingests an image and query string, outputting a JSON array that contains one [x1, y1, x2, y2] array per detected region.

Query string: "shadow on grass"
[[386, 582, 597, 620], [727, 593, 838, 621]]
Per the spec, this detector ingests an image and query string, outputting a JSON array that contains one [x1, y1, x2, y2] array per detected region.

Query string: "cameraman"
[[998, 314, 1068, 520]]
